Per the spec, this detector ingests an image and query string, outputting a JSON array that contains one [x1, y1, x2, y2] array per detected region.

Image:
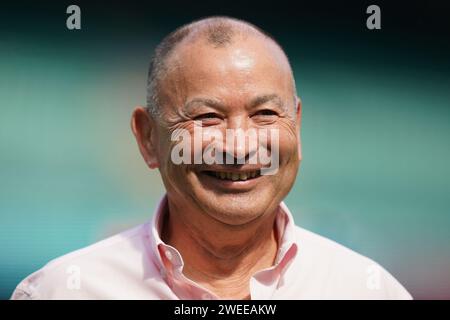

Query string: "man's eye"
[[253, 110, 278, 117], [193, 113, 222, 122]]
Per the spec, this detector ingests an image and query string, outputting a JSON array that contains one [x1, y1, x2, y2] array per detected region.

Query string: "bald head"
[[146, 16, 297, 117]]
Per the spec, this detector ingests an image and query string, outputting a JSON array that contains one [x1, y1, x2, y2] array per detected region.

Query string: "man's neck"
[[161, 198, 279, 299]]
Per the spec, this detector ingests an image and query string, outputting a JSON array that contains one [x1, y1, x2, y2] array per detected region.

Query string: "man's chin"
[[186, 170, 280, 225], [194, 191, 274, 226]]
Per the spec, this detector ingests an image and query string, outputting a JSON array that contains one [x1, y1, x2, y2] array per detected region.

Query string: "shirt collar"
[[148, 194, 298, 293]]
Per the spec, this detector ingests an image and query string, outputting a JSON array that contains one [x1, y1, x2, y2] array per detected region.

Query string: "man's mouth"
[[203, 170, 261, 181]]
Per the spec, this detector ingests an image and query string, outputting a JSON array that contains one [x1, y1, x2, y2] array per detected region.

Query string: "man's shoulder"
[[292, 225, 381, 276], [11, 222, 154, 299], [293, 226, 372, 264], [45, 222, 149, 269], [289, 226, 412, 299]]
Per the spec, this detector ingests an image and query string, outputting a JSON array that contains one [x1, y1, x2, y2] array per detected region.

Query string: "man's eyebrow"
[[249, 94, 286, 111], [183, 94, 286, 113], [183, 98, 226, 112]]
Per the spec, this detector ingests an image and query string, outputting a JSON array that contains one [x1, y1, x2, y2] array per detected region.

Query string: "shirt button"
[[164, 250, 173, 261]]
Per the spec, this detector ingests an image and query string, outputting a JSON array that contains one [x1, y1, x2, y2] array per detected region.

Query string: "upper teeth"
[[213, 171, 259, 181]]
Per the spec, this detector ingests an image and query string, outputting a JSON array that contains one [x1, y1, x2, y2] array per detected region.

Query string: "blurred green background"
[[1, 0, 449, 299]]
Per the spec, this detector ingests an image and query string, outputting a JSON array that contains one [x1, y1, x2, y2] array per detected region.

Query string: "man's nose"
[[223, 116, 257, 164]]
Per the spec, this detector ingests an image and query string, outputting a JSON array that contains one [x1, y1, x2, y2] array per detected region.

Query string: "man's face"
[[152, 36, 301, 225]]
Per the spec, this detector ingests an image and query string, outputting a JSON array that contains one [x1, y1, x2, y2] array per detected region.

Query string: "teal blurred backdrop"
[[1, 1, 449, 299]]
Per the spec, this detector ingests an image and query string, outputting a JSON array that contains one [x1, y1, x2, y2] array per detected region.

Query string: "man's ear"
[[131, 106, 159, 169], [295, 97, 302, 161]]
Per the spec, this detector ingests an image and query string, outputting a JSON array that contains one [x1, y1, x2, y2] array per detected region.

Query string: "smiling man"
[[11, 16, 412, 300]]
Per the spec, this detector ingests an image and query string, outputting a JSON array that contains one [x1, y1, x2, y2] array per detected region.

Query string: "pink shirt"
[[11, 195, 412, 299]]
